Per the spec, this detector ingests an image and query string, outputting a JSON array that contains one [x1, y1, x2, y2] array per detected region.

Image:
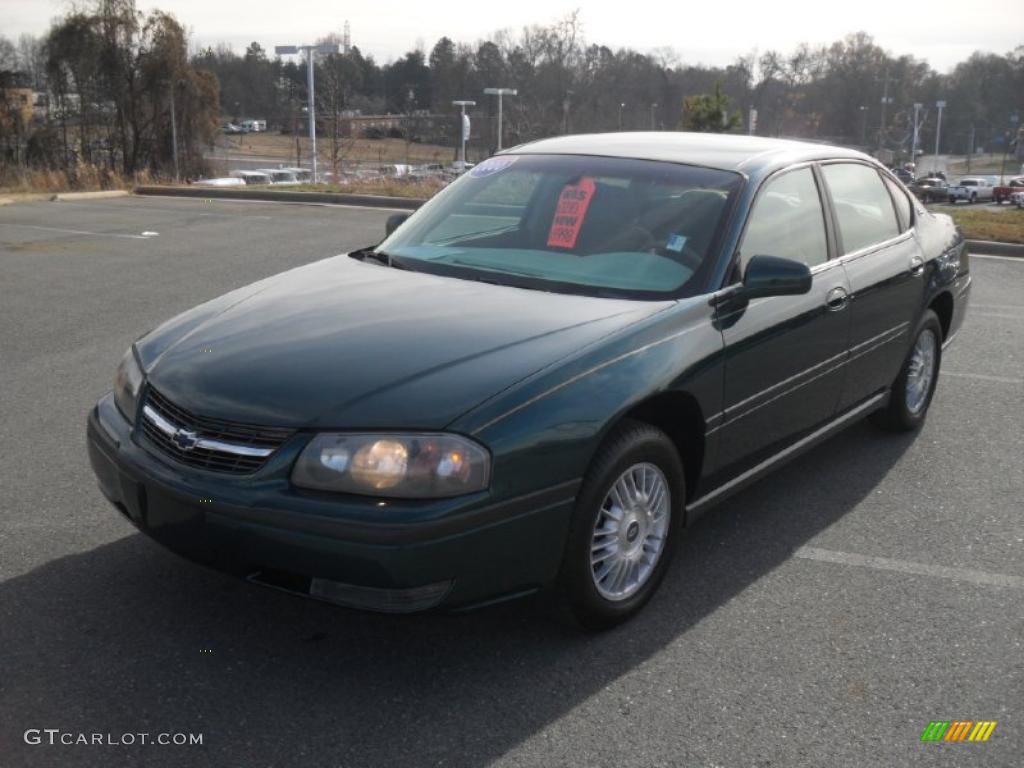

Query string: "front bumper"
[[87, 394, 577, 612]]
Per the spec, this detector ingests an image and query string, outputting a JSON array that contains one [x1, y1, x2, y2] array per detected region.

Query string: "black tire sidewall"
[[561, 421, 685, 629]]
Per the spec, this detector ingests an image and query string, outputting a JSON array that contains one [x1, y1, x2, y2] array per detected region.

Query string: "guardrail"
[[134, 185, 425, 210]]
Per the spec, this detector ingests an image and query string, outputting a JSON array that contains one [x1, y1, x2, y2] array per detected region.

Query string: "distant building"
[[0, 70, 35, 126]]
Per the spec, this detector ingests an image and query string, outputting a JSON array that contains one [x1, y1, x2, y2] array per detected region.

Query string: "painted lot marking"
[[794, 547, 1024, 589], [3, 223, 150, 240], [943, 371, 1023, 385], [972, 253, 1024, 263], [969, 311, 1023, 320]]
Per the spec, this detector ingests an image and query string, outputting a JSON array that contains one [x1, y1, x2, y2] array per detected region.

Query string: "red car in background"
[[994, 177, 1024, 204]]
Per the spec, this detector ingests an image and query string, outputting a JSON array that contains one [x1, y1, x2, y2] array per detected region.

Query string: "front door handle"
[[825, 286, 849, 311], [909, 255, 925, 276]]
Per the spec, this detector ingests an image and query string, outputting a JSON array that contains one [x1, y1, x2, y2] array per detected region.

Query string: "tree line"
[[1, 2, 1021, 184]]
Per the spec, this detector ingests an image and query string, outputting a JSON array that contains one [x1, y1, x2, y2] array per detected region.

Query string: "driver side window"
[[740, 167, 829, 272]]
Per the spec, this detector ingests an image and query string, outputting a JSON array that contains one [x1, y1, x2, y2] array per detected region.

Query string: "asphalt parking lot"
[[1, 196, 1021, 767]]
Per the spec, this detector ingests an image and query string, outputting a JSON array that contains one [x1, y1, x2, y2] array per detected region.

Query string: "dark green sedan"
[[87, 133, 970, 627]]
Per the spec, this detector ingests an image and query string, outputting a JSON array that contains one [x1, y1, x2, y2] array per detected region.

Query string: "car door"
[[713, 165, 851, 477], [820, 163, 926, 412]]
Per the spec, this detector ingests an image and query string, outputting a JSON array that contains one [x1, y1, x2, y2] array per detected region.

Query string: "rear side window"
[[822, 163, 900, 254], [740, 167, 828, 270], [883, 176, 912, 231]]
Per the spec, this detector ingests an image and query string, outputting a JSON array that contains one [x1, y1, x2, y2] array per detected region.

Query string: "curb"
[[51, 190, 130, 202], [133, 185, 425, 210], [966, 239, 1024, 258]]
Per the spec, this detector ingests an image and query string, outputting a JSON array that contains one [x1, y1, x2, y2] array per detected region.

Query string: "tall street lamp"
[[934, 100, 947, 173], [452, 100, 476, 169], [911, 102, 923, 168], [650, 102, 658, 130], [483, 88, 517, 152], [275, 42, 340, 182], [859, 105, 868, 147], [619, 102, 626, 131]]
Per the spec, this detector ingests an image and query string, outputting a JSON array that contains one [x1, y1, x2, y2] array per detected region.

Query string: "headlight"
[[113, 346, 144, 424], [291, 433, 490, 498]]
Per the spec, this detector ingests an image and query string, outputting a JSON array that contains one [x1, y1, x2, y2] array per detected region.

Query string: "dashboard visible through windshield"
[[376, 154, 742, 299]]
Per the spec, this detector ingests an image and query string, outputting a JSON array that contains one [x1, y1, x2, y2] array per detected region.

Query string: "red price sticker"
[[547, 177, 596, 249]]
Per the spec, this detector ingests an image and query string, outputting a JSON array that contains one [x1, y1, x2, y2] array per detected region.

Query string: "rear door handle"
[[909, 255, 925, 276], [826, 286, 848, 311]]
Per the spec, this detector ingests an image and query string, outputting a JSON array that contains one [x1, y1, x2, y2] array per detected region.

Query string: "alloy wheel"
[[905, 328, 937, 414], [589, 462, 671, 601]]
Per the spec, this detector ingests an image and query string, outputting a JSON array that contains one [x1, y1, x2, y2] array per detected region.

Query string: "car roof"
[[503, 132, 875, 176]]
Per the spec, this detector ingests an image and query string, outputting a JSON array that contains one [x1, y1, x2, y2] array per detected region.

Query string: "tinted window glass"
[[379, 154, 741, 299], [823, 164, 900, 254], [740, 167, 828, 269], [883, 176, 912, 231]]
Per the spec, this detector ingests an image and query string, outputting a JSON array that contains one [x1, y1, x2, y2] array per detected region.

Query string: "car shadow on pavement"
[[0, 421, 916, 768]]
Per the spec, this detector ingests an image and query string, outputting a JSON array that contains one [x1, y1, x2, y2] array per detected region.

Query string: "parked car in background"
[[88, 134, 970, 628], [910, 177, 949, 203], [230, 170, 272, 185], [192, 176, 245, 187], [1010, 189, 1024, 209], [255, 169, 300, 185], [222, 123, 245, 135], [947, 177, 994, 204], [993, 177, 1024, 204], [282, 167, 313, 183], [890, 167, 914, 184]]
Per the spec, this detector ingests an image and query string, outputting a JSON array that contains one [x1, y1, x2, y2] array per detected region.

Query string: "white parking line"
[[943, 371, 1023, 384], [972, 303, 1024, 311], [3, 223, 150, 240], [972, 254, 1024, 263], [794, 546, 1024, 589], [969, 311, 1024, 320]]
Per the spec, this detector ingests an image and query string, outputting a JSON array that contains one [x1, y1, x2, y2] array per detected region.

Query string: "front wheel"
[[559, 420, 684, 630], [871, 310, 943, 432]]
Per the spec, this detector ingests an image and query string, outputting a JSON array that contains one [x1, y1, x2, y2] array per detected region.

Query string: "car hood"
[[138, 255, 668, 429]]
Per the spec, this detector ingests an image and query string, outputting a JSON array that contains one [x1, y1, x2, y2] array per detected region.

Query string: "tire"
[[559, 419, 684, 630], [970, 193, 976, 204], [948, 196, 956, 204], [871, 309, 943, 432]]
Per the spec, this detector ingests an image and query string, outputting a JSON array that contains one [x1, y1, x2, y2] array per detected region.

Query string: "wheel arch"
[[613, 390, 706, 504], [928, 289, 954, 340]]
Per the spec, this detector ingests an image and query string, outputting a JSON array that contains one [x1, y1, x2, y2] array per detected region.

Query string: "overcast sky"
[[4, 0, 1020, 72]]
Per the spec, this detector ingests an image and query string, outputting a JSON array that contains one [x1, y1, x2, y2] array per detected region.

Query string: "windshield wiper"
[[350, 247, 409, 270]]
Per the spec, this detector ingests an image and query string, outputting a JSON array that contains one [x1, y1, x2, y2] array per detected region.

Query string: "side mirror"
[[385, 213, 410, 236], [741, 255, 812, 300]]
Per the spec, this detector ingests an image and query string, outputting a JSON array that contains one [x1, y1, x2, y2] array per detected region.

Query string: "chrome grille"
[[140, 387, 293, 474]]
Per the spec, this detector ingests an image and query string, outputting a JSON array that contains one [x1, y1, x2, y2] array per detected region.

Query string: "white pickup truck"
[[947, 177, 995, 204]]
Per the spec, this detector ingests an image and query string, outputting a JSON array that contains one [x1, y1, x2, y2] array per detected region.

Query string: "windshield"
[[376, 154, 741, 298]]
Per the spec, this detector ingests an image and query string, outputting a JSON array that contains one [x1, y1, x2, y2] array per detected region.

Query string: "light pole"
[[911, 102, 922, 169], [934, 100, 946, 174], [483, 87, 517, 152], [650, 102, 658, 130], [452, 100, 476, 169], [859, 106, 868, 147], [619, 102, 626, 131], [169, 80, 179, 183], [275, 42, 340, 182]]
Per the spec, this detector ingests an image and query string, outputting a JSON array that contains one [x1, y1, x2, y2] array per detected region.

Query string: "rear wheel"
[[560, 420, 684, 630], [871, 310, 943, 432]]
